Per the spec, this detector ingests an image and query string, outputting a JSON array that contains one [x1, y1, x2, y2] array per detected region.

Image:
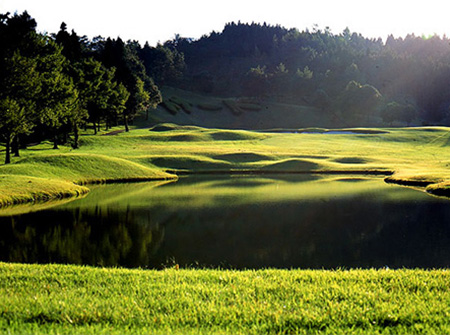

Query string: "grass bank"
[[0, 175, 89, 208], [0, 146, 176, 207], [1, 124, 450, 207], [1, 262, 449, 334]]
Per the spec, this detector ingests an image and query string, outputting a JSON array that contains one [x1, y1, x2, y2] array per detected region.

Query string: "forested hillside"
[[2, 12, 450, 165], [171, 22, 450, 126]]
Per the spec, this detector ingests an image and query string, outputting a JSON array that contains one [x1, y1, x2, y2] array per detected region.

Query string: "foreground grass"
[[1, 263, 449, 334]]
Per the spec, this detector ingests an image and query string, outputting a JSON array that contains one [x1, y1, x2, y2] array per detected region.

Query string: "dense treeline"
[[172, 22, 450, 126], [0, 11, 184, 164]]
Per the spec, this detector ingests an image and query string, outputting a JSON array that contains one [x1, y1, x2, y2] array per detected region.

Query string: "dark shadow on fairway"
[[213, 152, 274, 162]]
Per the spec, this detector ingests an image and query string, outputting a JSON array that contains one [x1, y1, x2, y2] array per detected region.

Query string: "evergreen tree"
[[99, 38, 161, 131], [0, 11, 42, 158], [35, 38, 77, 149], [139, 43, 185, 85], [73, 57, 116, 136], [107, 82, 130, 128], [53, 22, 85, 62]]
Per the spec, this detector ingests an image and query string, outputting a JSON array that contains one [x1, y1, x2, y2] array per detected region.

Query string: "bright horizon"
[[1, 0, 449, 46]]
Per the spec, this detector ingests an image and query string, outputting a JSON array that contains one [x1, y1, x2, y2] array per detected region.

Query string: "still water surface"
[[1, 175, 450, 269]]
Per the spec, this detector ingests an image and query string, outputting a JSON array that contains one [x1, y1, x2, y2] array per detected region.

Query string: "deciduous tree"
[[0, 51, 41, 163], [0, 98, 33, 164]]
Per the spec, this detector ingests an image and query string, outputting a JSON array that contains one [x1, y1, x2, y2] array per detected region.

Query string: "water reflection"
[[1, 206, 165, 267], [1, 176, 450, 269]]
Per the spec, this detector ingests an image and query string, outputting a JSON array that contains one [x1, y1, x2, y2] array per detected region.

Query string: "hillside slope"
[[149, 87, 340, 130]]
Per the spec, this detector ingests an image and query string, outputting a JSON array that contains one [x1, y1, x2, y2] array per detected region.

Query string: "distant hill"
[[158, 22, 450, 127]]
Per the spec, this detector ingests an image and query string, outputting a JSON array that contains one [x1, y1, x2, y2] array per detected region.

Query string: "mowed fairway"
[[1, 124, 450, 207]]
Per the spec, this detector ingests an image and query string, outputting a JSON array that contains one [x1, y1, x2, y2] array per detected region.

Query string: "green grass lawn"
[[2, 123, 450, 333], [1, 263, 450, 334], [2, 123, 450, 207]]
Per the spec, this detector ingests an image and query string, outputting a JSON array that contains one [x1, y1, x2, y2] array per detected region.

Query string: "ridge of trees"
[[171, 22, 450, 126]]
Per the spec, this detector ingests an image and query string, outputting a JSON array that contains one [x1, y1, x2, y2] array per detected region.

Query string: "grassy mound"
[[426, 181, 450, 197], [167, 96, 194, 114], [222, 99, 262, 115], [333, 157, 370, 164], [149, 123, 179, 131], [384, 175, 440, 187], [166, 133, 212, 142], [213, 152, 274, 163], [0, 152, 176, 208], [149, 123, 204, 132], [0, 175, 89, 208], [222, 99, 243, 115], [148, 125, 265, 142], [1, 153, 174, 185], [210, 130, 266, 141], [149, 155, 232, 171], [263, 159, 319, 172]]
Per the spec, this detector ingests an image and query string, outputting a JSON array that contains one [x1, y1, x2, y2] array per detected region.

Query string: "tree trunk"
[[93, 121, 97, 135], [73, 124, 79, 149], [12, 135, 20, 157], [124, 113, 129, 132], [5, 137, 11, 164], [53, 132, 59, 149]]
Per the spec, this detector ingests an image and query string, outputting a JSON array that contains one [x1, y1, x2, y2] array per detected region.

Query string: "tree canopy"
[[0, 11, 172, 163]]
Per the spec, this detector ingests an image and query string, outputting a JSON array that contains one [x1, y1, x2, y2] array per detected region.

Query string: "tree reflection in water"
[[1, 177, 450, 269], [0, 206, 166, 268]]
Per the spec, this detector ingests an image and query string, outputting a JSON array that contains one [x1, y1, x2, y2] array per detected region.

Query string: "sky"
[[1, 0, 449, 46]]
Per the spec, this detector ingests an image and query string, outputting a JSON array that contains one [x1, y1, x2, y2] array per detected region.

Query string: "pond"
[[1, 175, 450, 269]]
